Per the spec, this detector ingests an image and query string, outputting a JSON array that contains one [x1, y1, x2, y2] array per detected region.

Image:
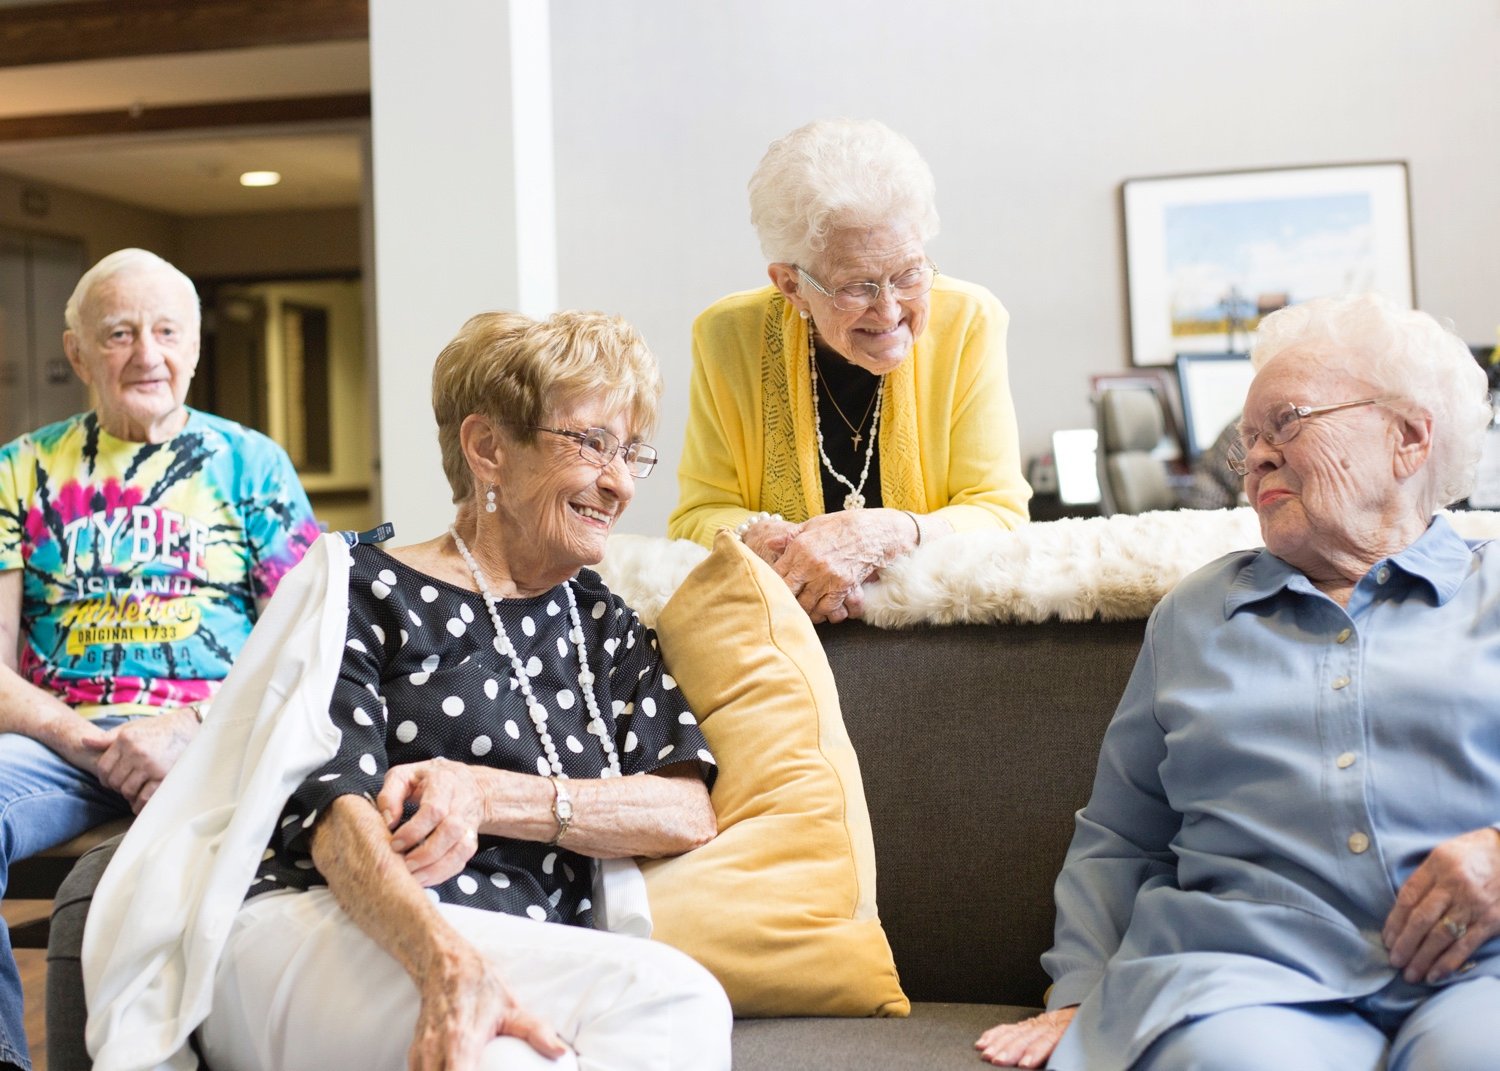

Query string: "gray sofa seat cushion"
[[733, 1003, 1038, 1070]]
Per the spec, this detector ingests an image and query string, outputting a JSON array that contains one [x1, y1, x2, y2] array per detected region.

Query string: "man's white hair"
[[64, 248, 200, 334]]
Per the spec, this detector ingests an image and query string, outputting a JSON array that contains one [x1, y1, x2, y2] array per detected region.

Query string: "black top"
[[249, 544, 715, 927], [812, 346, 884, 512]]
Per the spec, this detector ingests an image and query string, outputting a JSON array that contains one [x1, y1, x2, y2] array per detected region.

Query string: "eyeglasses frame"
[[1226, 398, 1384, 476], [795, 263, 938, 312], [526, 425, 659, 478]]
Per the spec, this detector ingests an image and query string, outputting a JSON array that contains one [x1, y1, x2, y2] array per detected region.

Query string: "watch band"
[[548, 776, 574, 845]]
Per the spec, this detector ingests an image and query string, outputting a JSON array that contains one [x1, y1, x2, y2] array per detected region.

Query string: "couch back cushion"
[[817, 617, 1146, 1006], [643, 531, 907, 1017]]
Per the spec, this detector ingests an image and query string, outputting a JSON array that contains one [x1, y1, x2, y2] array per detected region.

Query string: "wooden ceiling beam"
[[0, 94, 371, 142], [0, 0, 368, 69]]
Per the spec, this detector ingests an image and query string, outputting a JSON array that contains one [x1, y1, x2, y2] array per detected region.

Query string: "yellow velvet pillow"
[[641, 530, 909, 1017]]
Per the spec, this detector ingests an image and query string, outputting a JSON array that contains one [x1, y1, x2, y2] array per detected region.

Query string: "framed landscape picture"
[[1121, 162, 1414, 366]]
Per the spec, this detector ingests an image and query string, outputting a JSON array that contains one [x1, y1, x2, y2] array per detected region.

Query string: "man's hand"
[[92, 707, 200, 811], [35, 713, 114, 778]]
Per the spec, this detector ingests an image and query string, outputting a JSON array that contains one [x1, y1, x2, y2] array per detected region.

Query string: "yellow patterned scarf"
[[758, 293, 928, 521]]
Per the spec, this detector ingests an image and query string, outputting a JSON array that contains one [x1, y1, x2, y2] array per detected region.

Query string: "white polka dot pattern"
[[254, 544, 714, 930]]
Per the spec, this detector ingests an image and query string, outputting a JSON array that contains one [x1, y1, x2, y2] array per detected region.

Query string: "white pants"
[[196, 889, 732, 1071]]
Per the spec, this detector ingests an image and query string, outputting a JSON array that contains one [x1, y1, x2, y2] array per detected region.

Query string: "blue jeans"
[[0, 720, 132, 1071]]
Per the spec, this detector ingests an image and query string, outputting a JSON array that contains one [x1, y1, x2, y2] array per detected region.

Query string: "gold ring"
[[1441, 915, 1467, 940]]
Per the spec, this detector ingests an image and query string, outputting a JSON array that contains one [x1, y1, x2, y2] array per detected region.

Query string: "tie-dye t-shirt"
[[0, 409, 319, 718]]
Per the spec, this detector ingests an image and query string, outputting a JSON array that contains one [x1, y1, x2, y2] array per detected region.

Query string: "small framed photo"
[[1121, 162, 1415, 366]]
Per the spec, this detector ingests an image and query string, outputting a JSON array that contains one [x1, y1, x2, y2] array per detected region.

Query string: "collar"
[[1224, 514, 1481, 617]]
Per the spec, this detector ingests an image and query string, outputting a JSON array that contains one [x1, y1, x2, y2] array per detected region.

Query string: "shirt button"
[[1332, 676, 1351, 690], [1348, 832, 1370, 853], [1336, 628, 1352, 644], [1376, 566, 1391, 584], [1337, 752, 1357, 769]]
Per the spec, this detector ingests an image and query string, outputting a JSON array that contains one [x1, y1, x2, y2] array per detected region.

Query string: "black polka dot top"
[[249, 543, 715, 927]]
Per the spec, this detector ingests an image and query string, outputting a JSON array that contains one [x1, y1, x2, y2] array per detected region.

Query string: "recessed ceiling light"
[[239, 171, 282, 188]]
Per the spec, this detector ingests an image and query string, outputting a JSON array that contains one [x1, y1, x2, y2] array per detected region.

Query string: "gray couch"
[[46, 616, 1148, 1070]]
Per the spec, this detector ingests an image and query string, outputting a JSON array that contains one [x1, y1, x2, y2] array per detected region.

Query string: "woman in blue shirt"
[[979, 293, 1500, 1069]]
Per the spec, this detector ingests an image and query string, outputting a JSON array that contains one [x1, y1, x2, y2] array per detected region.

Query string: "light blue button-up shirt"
[[1045, 516, 1500, 1068]]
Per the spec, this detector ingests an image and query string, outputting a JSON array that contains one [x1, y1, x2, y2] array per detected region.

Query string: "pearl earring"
[[484, 485, 497, 513], [799, 308, 810, 320]]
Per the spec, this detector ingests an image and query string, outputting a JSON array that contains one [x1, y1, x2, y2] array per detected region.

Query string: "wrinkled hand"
[[37, 714, 113, 778], [380, 758, 488, 887], [411, 944, 567, 1071], [976, 1007, 1077, 1068], [1384, 827, 1500, 984], [740, 516, 801, 567], [92, 708, 198, 812], [771, 512, 889, 624]]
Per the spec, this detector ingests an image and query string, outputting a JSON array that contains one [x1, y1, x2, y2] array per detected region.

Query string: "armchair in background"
[[1094, 387, 1179, 516]]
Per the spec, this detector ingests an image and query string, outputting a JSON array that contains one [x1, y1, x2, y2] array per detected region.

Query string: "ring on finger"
[[1440, 915, 1468, 940]]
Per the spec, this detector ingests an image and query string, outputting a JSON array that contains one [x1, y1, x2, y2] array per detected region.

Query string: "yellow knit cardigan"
[[668, 275, 1031, 546]]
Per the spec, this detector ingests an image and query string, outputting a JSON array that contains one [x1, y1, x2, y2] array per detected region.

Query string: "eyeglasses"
[[796, 263, 937, 312], [1226, 398, 1384, 475], [529, 425, 659, 478]]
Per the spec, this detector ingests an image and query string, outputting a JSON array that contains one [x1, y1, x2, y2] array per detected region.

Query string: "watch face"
[[556, 798, 574, 820]]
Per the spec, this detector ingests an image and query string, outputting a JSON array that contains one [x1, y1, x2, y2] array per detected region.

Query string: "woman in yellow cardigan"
[[668, 118, 1030, 623]]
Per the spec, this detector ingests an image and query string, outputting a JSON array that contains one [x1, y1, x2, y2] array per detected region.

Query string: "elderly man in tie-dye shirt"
[[0, 248, 317, 1071]]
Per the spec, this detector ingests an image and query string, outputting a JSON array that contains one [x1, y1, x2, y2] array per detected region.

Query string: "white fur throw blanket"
[[599, 509, 1500, 629]]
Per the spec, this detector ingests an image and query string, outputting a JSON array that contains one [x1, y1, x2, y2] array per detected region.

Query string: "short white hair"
[[1252, 292, 1491, 512], [747, 118, 939, 266], [64, 248, 200, 334]]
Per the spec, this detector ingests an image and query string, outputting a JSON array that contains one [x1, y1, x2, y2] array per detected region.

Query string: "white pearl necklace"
[[808, 320, 884, 510], [449, 527, 620, 780]]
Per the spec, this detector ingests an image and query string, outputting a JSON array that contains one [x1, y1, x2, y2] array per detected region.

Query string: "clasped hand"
[[379, 757, 489, 887], [746, 512, 884, 624], [87, 708, 198, 812], [1383, 826, 1500, 984], [378, 761, 569, 1069]]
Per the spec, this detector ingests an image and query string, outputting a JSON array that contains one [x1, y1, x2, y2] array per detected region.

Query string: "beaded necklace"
[[449, 526, 620, 779], [808, 320, 884, 510]]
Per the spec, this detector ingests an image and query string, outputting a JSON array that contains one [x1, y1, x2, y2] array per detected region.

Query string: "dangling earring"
[[484, 485, 497, 513]]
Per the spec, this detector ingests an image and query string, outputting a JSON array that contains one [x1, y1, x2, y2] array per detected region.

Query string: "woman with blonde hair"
[[88, 310, 731, 1071]]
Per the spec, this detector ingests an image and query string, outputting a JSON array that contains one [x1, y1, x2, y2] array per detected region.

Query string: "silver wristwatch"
[[548, 776, 574, 845]]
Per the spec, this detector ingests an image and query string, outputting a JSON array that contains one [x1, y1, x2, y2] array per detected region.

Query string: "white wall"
[[369, 0, 555, 544], [548, 0, 1500, 533]]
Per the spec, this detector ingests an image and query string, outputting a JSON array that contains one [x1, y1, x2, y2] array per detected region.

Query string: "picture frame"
[[1121, 162, 1415, 366], [1174, 353, 1254, 460]]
